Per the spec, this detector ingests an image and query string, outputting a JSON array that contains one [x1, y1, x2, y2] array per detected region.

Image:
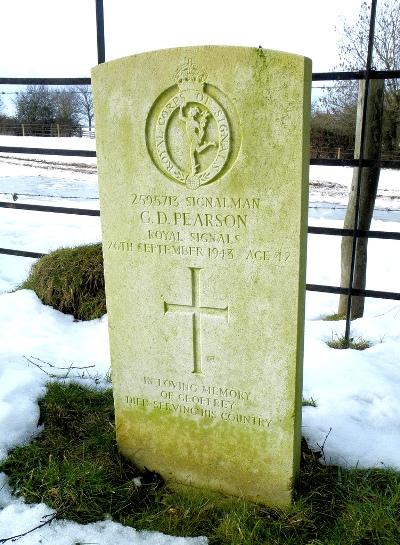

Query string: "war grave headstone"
[[92, 46, 311, 506]]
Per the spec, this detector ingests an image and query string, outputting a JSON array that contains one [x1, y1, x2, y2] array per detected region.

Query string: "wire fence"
[[0, 0, 399, 340], [311, 146, 400, 161], [0, 191, 99, 201]]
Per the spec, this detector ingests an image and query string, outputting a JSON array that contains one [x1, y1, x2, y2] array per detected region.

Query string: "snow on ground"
[[0, 136, 97, 200], [0, 135, 96, 162], [0, 137, 399, 543], [303, 305, 400, 468], [0, 473, 206, 545], [309, 165, 400, 210], [0, 206, 101, 295]]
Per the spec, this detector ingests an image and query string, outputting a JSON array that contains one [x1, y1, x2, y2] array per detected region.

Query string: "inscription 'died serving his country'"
[[125, 376, 273, 429]]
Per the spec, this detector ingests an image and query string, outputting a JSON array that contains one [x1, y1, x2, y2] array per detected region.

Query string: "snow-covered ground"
[[0, 136, 399, 543], [309, 164, 400, 212]]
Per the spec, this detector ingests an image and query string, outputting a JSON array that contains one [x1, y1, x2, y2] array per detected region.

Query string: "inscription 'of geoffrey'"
[[146, 58, 241, 190]]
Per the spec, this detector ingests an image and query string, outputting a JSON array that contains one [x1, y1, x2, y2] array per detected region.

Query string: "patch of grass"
[[0, 384, 162, 525], [302, 397, 317, 407], [21, 243, 106, 320], [327, 335, 371, 350], [1, 383, 400, 544], [323, 313, 346, 321]]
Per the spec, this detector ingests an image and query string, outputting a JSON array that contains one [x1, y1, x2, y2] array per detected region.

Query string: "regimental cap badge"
[[146, 57, 240, 190], [173, 58, 207, 92]]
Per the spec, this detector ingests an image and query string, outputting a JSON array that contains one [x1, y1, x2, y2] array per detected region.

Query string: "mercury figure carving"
[[179, 104, 216, 176]]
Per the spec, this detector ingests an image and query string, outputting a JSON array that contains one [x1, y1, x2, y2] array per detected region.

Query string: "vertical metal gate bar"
[[344, 0, 378, 341], [95, 0, 106, 64]]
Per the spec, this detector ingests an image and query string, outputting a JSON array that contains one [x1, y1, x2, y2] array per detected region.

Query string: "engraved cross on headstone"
[[164, 267, 228, 374]]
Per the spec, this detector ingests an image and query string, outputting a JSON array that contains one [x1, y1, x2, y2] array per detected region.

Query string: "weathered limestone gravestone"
[[92, 46, 311, 506]]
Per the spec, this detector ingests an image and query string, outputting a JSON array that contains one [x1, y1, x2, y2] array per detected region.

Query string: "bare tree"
[[74, 86, 94, 132], [322, 0, 400, 152], [54, 88, 80, 134], [338, 0, 400, 71]]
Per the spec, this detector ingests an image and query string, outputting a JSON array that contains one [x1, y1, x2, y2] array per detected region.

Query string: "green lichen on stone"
[[92, 46, 311, 506]]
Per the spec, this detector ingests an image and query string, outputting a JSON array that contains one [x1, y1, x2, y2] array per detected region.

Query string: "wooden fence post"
[[57, 124, 60, 138], [22, 124, 25, 136], [338, 79, 384, 319]]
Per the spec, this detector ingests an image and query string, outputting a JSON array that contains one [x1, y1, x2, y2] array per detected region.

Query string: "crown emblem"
[[173, 58, 207, 91]]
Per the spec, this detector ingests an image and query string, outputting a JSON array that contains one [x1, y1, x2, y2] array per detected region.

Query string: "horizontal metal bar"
[[311, 158, 362, 167], [0, 255, 397, 300], [357, 229, 400, 241], [306, 283, 400, 300], [0, 247, 45, 258], [313, 70, 365, 81], [307, 283, 349, 295], [1, 201, 399, 238], [2, 71, 400, 86], [352, 287, 400, 299], [2, 148, 400, 168], [308, 226, 400, 240], [0, 201, 100, 216], [0, 77, 91, 85], [0, 146, 96, 157], [312, 70, 400, 81], [309, 226, 356, 237], [311, 158, 400, 168]]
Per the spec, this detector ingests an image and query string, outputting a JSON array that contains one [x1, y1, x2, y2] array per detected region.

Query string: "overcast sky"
[[0, 0, 367, 112]]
